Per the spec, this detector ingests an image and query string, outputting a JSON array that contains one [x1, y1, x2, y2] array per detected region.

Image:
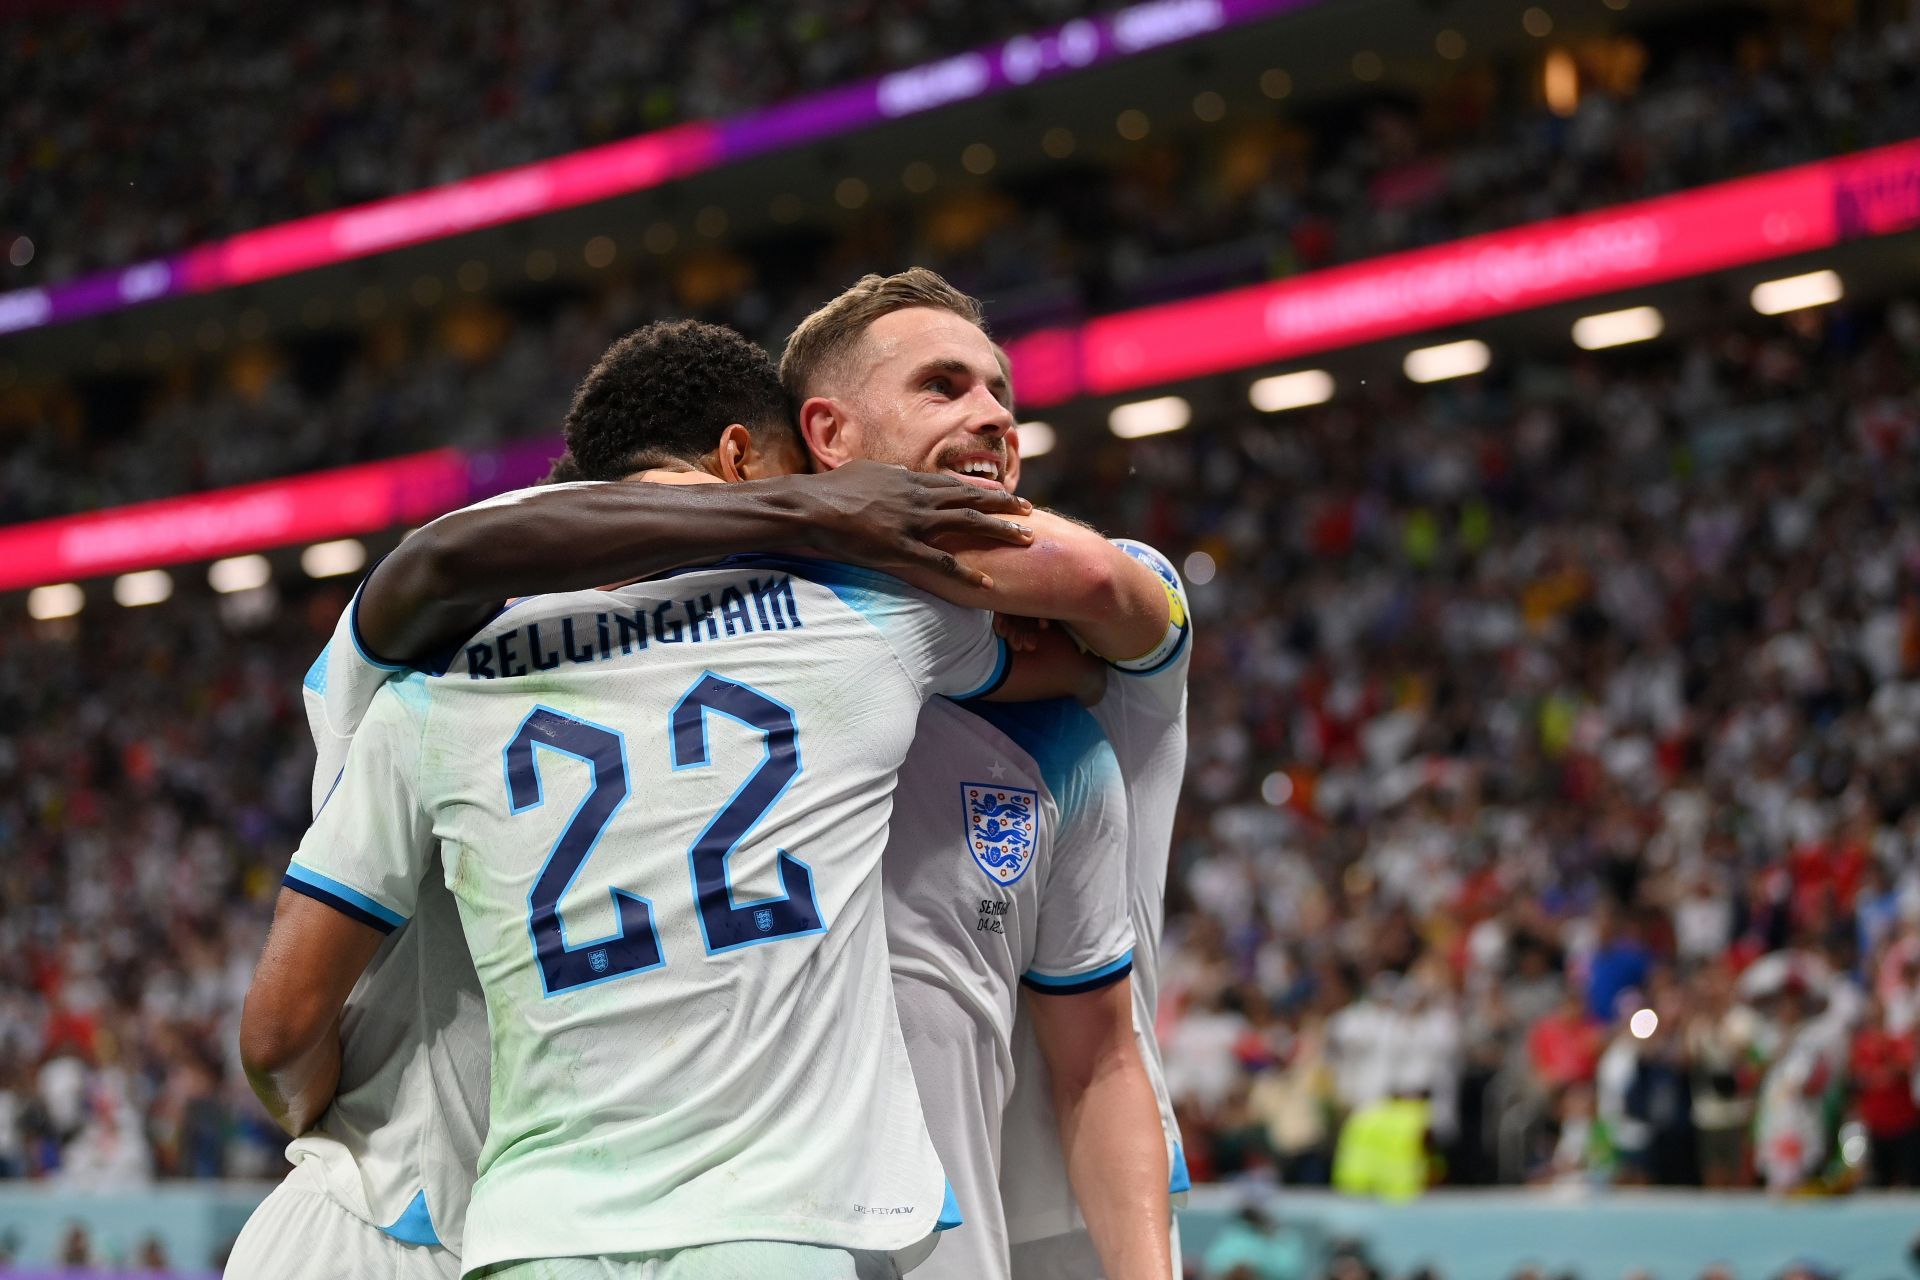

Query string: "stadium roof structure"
[[5, 137, 1917, 598]]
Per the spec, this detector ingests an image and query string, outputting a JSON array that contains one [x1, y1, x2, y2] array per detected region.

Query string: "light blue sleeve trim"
[[303, 644, 330, 694], [1023, 948, 1135, 991], [379, 1189, 442, 1247], [935, 1179, 964, 1231], [1169, 1142, 1192, 1194], [950, 636, 1010, 701], [284, 862, 408, 930]]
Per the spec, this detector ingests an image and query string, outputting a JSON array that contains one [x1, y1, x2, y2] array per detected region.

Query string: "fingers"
[[992, 613, 1048, 652], [937, 508, 1032, 545], [915, 546, 993, 590]]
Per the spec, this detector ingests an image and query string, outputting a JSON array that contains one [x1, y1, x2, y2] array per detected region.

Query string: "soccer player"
[[225, 342, 1043, 1280], [233, 322, 1104, 1279], [779, 270, 1196, 1279], [239, 292, 1180, 1275], [779, 272, 1183, 1280]]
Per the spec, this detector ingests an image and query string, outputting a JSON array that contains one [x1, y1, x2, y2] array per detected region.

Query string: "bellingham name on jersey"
[[459, 573, 804, 680]]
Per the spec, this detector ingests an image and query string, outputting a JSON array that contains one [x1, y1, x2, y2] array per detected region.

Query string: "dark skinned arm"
[[239, 890, 388, 1136], [358, 462, 1035, 664]]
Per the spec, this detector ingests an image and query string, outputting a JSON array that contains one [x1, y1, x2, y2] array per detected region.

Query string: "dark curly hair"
[[563, 319, 797, 481], [541, 452, 585, 484]]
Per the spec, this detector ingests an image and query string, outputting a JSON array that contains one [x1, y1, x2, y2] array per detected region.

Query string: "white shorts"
[[225, 1160, 461, 1280], [1006, 1217, 1181, 1280], [468, 1242, 890, 1280]]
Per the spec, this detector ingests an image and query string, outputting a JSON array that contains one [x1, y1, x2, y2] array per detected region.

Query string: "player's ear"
[[714, 424, 754, 483], [795, 395, 855, 472]]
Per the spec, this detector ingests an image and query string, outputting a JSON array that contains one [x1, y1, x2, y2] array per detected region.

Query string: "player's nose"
[[964, 383, 1014, 438]]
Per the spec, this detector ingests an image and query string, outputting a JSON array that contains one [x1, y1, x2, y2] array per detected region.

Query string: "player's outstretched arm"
[[357, 462, 1035, 663], [239, 890, 387, 1135], [1027, 977, 1173, 1280]]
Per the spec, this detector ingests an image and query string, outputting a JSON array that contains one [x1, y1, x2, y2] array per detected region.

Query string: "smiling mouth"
[[944, 457, 1007, 488]]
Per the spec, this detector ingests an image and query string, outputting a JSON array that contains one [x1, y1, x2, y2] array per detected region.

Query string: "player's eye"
[[925, 377, 953, 396]]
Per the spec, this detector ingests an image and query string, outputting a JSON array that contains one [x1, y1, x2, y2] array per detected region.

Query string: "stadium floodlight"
[[302, 538, 367, 578], [1404, 339, 1491, 384], [1572, 305, 1664, 350], [1751, 269, 1843, 316], [114, 569, 173, 608], [1249, 369, 1334, 412], [27, 583, 83, 620], [209, 554, 271, 594], [1109, 396, 1190, 439], [1015, 422, 1056, 458]]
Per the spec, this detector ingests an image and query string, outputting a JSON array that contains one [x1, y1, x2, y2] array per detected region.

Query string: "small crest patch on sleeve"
[[961, 783, 1039, 886]]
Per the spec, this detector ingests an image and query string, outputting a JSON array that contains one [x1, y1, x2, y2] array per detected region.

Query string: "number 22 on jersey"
[[502, 672, 823, 996]]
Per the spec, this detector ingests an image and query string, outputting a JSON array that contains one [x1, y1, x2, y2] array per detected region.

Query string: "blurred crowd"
[[5, 291, 1920, 1211], [8, 0, 1917, 294], [6, 0, 1919, 525], [1085, 293, 1920, 1198], [0, 593, 334, 1186], [0, 0, 1104, 286]]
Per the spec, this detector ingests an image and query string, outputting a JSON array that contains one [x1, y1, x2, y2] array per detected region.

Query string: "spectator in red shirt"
[[1529, 986, 1605, 1091], [1850, 999, 1920, 1187]]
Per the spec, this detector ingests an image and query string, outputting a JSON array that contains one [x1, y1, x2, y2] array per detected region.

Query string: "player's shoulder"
[[1110, 538, 1184, 596], [324, 670, 431, 779], [304, 580, 416, 732], [718, 556, 990, 656], [363, 668, 434, 723], [953, 697, 1119, 810]]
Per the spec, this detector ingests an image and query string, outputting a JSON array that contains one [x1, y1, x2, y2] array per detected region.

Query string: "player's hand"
[[797, 461, 1033, 589], [994, 613, 1051, 653]]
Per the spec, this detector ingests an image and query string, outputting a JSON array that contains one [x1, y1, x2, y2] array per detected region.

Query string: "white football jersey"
[[288, 584, 488, 1252], [999, 539, 1193, 1244], [884, 696, 1134, 1279], [283, 558, 1007, 1272]]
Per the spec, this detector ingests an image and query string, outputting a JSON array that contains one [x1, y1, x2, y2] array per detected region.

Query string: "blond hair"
[[779, 267, 987, 405]]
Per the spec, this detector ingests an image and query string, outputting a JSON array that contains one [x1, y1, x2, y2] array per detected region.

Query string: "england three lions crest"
[[962, 783, 1039, 886]]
